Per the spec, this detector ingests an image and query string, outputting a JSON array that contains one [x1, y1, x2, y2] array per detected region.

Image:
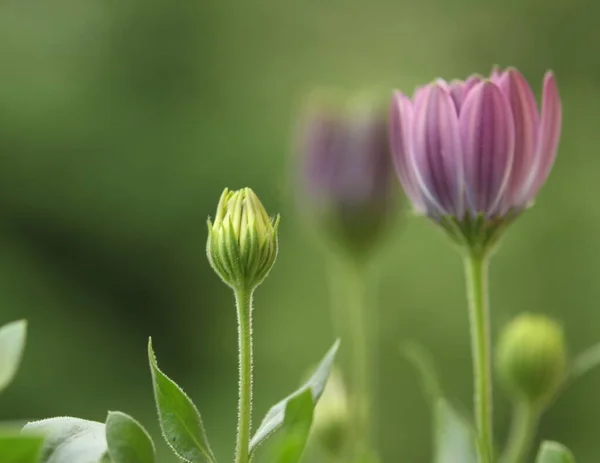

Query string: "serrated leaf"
[[535, 441, 575, 463], [267, 389, 314, 463], [0, 320, 27, 393], [105, 411, 155, 463], [0, 433, 44, 463], [148, 338, 216, 463], [250, 340, 340, 454], [434, 399, 477, 463], [22, 417, 107, 463]]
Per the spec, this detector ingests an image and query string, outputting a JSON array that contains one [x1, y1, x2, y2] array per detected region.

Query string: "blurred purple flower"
[[297, 100, 397, 256], [390, 68, 562, 221]]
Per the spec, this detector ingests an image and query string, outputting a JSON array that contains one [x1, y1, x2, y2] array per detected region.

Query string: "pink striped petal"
[[412, 85, 428, 107], [460, 81, 515, 216], [449, 80, 465, 112], [490, 65, 504, 82], [449, 76, 483, 112], [411, 83, 464, 217], [463, 76, 482, 101], [389, 91, 426, 213], [497, 68, 540, 209], [519, 71, 562, 205]]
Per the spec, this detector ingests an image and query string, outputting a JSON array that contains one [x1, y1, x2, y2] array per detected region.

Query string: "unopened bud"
[[207, 188, 279, 291], [496, 314, 567, 404]]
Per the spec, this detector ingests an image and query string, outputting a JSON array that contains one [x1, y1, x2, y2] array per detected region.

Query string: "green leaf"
[[0, 320, 27, 393], [22, 417, 107, 463], [0, 433, 44, 463], [571, 341, 600, 379], [266, 390, 314, 463], [402, 342, 442, 404], [403, 343, 476, 463], [105, 411, 155, 463], [148, 338, 216, 463], [535, 441, 575, 463], [250, 340, 340, 454], [434, 399, 477, 463]]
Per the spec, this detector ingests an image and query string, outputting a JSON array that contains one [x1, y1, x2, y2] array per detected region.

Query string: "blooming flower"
[[389, 68, 562, 251], [298, 99, 397, 257]]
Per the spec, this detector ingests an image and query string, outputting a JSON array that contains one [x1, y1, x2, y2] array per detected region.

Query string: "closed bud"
[[310, 369, 350, 457], [207, 188, 279, 291], [496, 314, 567, 404]]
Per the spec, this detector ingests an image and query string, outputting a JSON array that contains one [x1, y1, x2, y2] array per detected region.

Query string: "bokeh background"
[[1, 0, 599, 461]]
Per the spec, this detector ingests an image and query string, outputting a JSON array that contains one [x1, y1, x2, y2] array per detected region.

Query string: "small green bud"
[[207, 188, 279, 291], [310, 369, 350, 457], [496, 313, 567, 404]]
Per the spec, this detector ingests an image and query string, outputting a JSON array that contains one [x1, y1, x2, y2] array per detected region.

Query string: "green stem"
[[464, 252, 494, 463], [329, 257, 376, 460], [234, 288, 254, 463], [500, 401, 539, 463], [345, 261, 372, 458]]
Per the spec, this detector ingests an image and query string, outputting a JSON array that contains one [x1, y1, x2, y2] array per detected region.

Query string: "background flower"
[[297, 98, 398, 257]]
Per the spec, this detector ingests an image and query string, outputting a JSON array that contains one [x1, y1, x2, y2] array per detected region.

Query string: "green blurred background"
[[1, 0, 599, 461]]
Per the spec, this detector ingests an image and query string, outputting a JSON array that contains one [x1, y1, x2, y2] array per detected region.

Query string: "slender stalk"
[[334, 259, 373, 459], [464, 252, 494, 463], [500, 401, 539, 463], [234, 288, 254, 463], [349, 261, 370, 445]]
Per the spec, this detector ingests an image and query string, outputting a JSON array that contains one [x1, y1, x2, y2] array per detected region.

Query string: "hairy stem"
[[234, 288, 254, 463], [464, 252, 494, 463]]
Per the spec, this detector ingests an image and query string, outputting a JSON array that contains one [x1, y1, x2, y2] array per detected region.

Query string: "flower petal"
[[449, 80, 464, 112], [411, 83, 464, 217], [460, 81, 515, 216], [449, 76, 482, 113], [299, 110, 345, 198], [490, 65, 504, 82], [497, 68, 540, 209], [462, 76, 482, 103], [519, 71, 562, 205], [389, 91, 426, 213]]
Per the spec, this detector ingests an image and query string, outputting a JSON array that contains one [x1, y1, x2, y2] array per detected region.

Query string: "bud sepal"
[[207, 188, 280, 292]]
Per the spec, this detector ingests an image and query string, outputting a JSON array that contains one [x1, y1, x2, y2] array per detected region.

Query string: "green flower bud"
[[496, 314, 567, 404], [310, 369, 350, 457], [207, 188, 279, 291]]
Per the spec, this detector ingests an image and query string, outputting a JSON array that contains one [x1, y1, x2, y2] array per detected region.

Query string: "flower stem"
[[500, 401, 539, 463], [329, 257, 374, 460], [234, 288, 254, 463], [347, 261, 371, 456], [464, 252, 494, 463]]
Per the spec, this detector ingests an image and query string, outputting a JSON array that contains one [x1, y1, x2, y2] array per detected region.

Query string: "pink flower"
[[389, 68, 562, 222]]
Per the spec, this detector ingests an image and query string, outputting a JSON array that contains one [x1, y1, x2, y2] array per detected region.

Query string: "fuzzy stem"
[[500, 401, 539, 463], [234, 288, 253, 463], [464, 252, 494, 463]]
